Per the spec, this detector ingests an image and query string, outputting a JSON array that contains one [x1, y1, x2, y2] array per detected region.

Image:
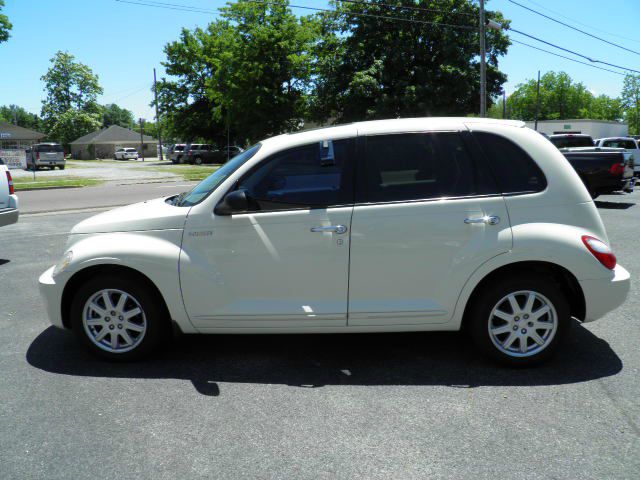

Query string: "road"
[[18, 181, 197, 214], [0, 185, 638, 479]]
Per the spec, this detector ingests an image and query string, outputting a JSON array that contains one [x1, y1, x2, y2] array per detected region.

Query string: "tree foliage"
[[156, 0, 510, 143], [0, 0, 11, 44], [0, 105, 42, 131], [101, 103, 135, 129], [492, 71, 623, 122], [41, 51, 103, 133], [156, 0, 319, 144], [621, 75, 640, 134], [48, 110, 102, 149], [310, 0, 511, 123]]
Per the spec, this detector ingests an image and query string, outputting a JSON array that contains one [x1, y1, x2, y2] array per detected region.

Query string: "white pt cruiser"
[[39, 118, 630, 365]]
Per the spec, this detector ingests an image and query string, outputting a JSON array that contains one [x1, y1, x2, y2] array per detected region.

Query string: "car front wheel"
[[70, 275, 168, 361], [469, 274, 569, 366]]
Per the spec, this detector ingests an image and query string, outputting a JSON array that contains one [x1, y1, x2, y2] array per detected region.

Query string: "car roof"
[[599, 137, 637, 141], [261, 117, 526, 150]]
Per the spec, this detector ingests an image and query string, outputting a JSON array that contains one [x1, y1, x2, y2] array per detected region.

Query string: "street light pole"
[[153, 68, 164, 161], [479, 0, 487, 117]]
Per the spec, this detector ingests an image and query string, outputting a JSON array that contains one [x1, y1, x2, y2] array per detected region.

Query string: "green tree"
[[621, 75, 640, 135], [0, 0, 12, 44], [48, 109, 101, 149], [506, 72, 597, 121], [41, 51, 103, 132], [588, 95, 623, 121], [101, 103, 135, 128], [310, 0, 511, 123], [156, 0, 320, 144], [0, 105, 43, 130]]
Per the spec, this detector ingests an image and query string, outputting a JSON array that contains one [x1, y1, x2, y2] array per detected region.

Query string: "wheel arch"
[[460, 261, 586, 330], [60, 264, 172, 330]]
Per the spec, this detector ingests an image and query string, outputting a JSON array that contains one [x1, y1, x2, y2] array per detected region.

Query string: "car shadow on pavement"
[[595, 201, 635, 210], [26, 320, 622, 397], [0, 259, 9, 266]]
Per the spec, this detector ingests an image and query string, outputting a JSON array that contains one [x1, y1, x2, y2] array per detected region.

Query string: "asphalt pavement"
[[0, 186, 638, 479]]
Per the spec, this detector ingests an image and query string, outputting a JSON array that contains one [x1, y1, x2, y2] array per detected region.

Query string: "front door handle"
[[464, 215, 500, 226], [310, 225, 348, 234]]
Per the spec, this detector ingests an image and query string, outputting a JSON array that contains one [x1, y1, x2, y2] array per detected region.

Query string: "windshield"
[[178, 143, 261, 207], [550, 136, 594, 148], [174, 145, 185, 151]]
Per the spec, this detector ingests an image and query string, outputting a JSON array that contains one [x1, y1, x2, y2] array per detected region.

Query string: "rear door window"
[[362, 132, 497, 203], [603, 139, 638, 149], [473, 132, 547, 194], [36, 144, 64, 153]]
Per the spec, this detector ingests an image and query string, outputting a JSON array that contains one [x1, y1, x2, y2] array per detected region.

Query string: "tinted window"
[[36, 144, 64, 153], [238, 139, 355, 211], [602, 139, 638, 149], [550, 136, 594, 148], [473, 132, 547, 194], [364, 132, 496, 203], [174, 145, 185, 152]]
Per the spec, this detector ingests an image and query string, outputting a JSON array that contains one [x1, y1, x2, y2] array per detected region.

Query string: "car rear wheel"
[[468, 274, 570, 366], [194, 156, 203, 165], [70, 275, 168, 361]]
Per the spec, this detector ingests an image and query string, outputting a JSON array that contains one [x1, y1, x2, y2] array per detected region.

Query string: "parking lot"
[[0, 187, 638, 479]]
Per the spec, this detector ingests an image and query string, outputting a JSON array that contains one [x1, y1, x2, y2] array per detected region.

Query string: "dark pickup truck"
[[561, 150, 634, 199]]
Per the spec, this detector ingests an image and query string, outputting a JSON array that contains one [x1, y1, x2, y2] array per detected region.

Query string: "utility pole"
[[139, 118, 145, 162], [153, 68, 164, 161], [479, 0, 487, 117], [534, 70, 541, 131], [502, 90, 507, 119]]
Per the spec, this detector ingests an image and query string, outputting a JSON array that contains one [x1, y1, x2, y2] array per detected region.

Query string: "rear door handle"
[[464, 215, 500, 225], [310, 225, 348, 234]]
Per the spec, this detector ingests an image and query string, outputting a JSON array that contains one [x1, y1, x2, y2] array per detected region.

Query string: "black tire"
[[59, 165, 65, 170], [194, 156, 203, 165], [70, 275, 169, 361], [468, 273, 570, 367]]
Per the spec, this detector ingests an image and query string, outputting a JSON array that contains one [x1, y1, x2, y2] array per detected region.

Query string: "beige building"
[[70, 125, 158, 159]]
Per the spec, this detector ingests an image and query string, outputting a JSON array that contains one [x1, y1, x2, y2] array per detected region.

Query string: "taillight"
[[582, 235, 616, 270], [610, 163, 624, 176], [36, 152, 40, 160], [6, 171, 14, 195]]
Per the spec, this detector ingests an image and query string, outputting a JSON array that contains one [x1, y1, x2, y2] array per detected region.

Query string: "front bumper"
[[579, 264, 631, 322], [38, 266, 66, 329]]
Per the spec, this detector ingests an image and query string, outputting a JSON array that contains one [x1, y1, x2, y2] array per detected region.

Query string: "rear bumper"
[[0, 207, 18, 227], [579, 264, 630, 322], [39, 266, 66, 329]]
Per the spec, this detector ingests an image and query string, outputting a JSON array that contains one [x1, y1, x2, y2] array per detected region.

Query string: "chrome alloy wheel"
[[488, 290, 558, 358], [82, 289, 147, 353]]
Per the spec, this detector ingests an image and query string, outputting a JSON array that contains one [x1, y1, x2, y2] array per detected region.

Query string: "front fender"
[[58, 230, 196, 333]]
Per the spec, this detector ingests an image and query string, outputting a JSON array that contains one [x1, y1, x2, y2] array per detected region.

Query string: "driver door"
[[180, 138, 357, 330]]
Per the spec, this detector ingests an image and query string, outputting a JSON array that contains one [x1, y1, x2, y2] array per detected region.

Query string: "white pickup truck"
[[0, 161, 19, 227]]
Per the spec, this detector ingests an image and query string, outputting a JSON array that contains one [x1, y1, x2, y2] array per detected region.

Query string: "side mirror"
[[214, 189, 249, 216]]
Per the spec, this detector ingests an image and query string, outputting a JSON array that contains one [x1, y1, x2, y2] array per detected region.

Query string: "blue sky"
[[1, 0, 639, 119]]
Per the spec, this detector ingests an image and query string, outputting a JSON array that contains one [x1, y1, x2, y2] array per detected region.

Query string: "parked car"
[[185, 144, 217, 164], [170, 144, 186, 164], [562, 150, 634, 198], [594, 137, 640, 175], [39, 118, 630, 365], [114, 148, 139, 160], [548, 134, 594, 149], [0, 162, 19, 227], [214, 145, 245, 164], [25, 143, 65, 170]]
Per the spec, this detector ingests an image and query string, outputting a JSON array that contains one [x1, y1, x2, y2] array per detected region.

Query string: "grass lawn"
[[148, 165, 219, 181], [13, 176, 103, 191]]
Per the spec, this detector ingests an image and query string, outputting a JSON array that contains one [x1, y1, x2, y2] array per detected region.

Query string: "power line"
[[510, 39, 627, 77], [509, 28, 640, 75], [523, 0, 640, 45], [245, 0, 476, 29], [334, 0, 475, 17], [508, 0, 640, 57], [114, 0, 219, 15]]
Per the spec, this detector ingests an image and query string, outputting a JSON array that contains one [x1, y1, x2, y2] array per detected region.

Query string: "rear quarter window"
[[473, 132, 547, 194]]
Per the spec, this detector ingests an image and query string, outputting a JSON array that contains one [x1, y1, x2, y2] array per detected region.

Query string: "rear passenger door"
[[348, 131, 512, 326]]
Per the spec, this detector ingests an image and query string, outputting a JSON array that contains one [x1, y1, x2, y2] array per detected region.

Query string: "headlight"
[[53, 251, 73, 276]]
